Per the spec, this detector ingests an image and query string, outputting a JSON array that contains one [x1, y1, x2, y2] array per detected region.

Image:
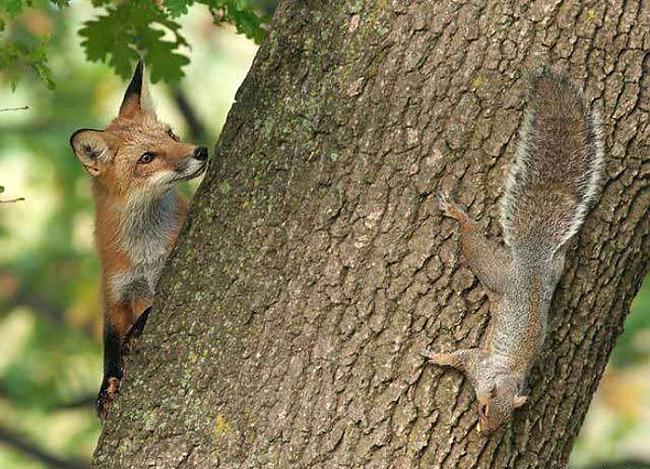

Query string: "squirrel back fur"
[[500, 70, 604, 253]]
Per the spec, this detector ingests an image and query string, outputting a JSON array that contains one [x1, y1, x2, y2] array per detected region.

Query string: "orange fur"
[[70, 61, 208, 419]]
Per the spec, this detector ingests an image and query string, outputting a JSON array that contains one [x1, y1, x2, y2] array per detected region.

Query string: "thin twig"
[[53, 393, 96, 410], [0, 197, 25, 204], [0, 106, 29, 112]]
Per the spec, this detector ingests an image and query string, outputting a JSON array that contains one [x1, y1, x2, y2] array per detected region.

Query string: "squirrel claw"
[[96, 377, 120, 421], [421, 349, 445, 364], [436, 192, 450, 212]]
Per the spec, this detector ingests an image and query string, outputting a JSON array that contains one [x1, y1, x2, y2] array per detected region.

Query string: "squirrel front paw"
[[421, 349, 453, 366], [96, 377, 120, 421], [422, 347, 479, 373]]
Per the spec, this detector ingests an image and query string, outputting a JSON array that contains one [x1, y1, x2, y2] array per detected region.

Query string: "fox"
[[70, 61, 209, 420]]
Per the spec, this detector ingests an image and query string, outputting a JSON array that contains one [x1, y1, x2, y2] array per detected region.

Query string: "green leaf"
[[1, 0, 270, 88], [0, 38, 53, 89], [138, 25, 189, 83], [165, 0, 191, 17], [79, 4, 137, 79], [79, 2, 190, 83], [230, 8, 266, 44], [25, 41, 54, 88], [2, 0, 25, 18], [198, 0, 267, 44], [0, 186, 5, 194]]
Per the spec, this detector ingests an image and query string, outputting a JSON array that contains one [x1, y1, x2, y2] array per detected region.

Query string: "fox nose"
[[193, 146, 209, 161]]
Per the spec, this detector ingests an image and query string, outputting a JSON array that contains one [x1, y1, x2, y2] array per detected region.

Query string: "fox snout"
[[193, 146, 208, 161], [174, 145, 209, 181], [184, 145, 209, 175]]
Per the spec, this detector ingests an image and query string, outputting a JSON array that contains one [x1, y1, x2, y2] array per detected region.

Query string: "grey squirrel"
[[423, 70, 604, 435]]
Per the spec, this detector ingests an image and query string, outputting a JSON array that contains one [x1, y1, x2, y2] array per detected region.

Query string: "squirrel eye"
[[167, 128, 180, 142], [138, 152, 155, 164]]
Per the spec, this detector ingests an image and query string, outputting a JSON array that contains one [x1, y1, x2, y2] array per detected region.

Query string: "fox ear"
[[513, 395, 528, 409], [119, 60, 154, 119], [70, 129, 109, 176]]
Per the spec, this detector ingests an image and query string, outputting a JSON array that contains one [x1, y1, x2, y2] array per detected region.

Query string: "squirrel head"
[[476, 376, 528, 435]]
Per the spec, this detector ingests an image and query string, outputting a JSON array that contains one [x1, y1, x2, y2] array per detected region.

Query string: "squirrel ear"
[[513, 395, 528, 409], [119, 60, 155, 119], [70, 129, 109, 176]]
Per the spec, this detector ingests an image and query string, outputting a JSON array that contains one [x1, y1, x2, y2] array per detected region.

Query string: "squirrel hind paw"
[[437, 192, 467, 223]]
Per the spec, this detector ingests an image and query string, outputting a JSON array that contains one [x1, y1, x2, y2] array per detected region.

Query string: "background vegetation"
[[0, 1, 647, 467]]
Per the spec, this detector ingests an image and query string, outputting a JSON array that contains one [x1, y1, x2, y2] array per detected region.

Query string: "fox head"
[[70, 61, 208, 196]]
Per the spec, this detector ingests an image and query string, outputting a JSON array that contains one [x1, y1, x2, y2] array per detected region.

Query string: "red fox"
[[70, 61, 208, 420]]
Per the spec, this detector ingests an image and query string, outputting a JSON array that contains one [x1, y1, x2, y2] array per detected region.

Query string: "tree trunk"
[[93, 1, 649, 467]]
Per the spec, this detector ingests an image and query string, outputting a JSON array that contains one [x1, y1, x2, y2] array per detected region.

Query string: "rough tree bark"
[[93, 1, 649, 467]]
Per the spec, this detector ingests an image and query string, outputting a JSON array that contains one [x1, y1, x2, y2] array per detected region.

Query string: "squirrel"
[[423, 69, 604, 435]]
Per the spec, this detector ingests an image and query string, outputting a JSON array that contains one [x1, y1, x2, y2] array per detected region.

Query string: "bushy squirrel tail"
[[500, 69, 604, 254]]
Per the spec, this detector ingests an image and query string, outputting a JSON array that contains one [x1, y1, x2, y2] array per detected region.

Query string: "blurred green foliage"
[[0, 0, 56, 89], [0, 10, 109, 460], [610, 279, 650, 367], [1, 0, 271, 88]]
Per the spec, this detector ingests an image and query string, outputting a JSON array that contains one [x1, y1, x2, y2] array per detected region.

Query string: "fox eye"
[[138, 152, 155, 164], [167, 128, 180, 142]]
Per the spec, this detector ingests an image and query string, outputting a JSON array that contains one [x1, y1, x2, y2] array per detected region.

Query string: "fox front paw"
[[121, 307, 152, 358], [96, 377, 120, 421]]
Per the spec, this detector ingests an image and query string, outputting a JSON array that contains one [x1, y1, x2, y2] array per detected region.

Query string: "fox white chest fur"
[[108, 190, 178, 303]]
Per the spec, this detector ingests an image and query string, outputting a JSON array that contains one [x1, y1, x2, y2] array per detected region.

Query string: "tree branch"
[[0, 425, 89, 469], [0, 378, 95, 411], [0, 197, 25, 204], [0, 106, 28, 112], [52, 393, 96, 410], [170, 88, 207, 142]]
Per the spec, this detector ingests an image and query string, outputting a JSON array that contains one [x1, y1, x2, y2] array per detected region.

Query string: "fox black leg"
[[96, 323, 122, 421]]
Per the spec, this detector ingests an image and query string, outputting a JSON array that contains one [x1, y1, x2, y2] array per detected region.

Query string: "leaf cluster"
[[1, 0, 270, 87], [0, 0, 58, 88], [165, 0, 267, 44]]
